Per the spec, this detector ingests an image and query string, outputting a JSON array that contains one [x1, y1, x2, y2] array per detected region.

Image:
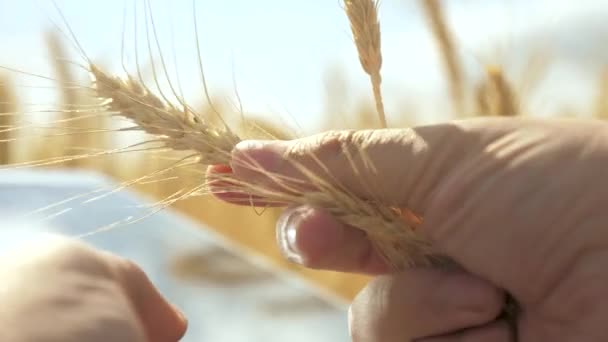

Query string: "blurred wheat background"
[[1, 0, 608, 302]]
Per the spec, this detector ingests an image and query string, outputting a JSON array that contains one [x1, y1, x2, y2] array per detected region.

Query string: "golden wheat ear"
[[89, 64, 240, 166], [343, 0, 387, 128], [476, 65, 519, 116]]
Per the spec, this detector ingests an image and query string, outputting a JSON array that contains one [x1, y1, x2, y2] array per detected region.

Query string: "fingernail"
[[212, 164, 233, 174], [232, 140, 287, 172], [170, 305, 189, 341], [276, 206, 312, 264]]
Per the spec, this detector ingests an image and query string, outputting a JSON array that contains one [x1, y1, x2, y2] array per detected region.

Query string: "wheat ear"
[[482, 65, 518, 116], [343, 0, 387, 128], [89, 64, 449, 269], [90, 64, 240, 165]]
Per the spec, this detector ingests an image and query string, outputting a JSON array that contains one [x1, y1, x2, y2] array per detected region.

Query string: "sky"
[[1, 0, 608, 133]]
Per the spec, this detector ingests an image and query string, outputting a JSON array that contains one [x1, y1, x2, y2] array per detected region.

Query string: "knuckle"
[[287, 130, 355, 159], [283, 130, 364, 183], [308, 129, 375, 169], [290, 129, 375, 157]]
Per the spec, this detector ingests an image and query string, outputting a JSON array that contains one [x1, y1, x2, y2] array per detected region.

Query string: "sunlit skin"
[[1, 117, 607, 341], [210, 117, 608, 341], [0, 235, 187, 342]]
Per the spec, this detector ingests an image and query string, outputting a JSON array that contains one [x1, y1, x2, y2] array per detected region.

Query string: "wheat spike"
[[89, 63, 445, 269], [483, 65, 518, 116], [343, 0, 387, 128], [90, 65, 239, 165]]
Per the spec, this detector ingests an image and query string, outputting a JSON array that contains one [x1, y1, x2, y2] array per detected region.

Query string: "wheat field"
[[1, 0, 608, 303]]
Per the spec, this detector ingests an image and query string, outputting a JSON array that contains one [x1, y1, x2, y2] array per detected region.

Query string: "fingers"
[[226, 124, 471, 212], [416, 320, 513, 342], [275, 206, 390, 274], [111, 257, 188, 342], [1, 238, 187, 342], [348, 270, 506, 342]]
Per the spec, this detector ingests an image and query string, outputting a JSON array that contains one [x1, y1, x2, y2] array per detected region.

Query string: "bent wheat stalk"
[[89, 64, 445, 270]]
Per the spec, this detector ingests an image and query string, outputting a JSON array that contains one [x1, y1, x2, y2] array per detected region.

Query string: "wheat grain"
[[343, 0, 387, 128]]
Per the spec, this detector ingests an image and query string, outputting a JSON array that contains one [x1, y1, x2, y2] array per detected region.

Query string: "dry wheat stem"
[[420, 0, 465, 117], [343, 0, 387, 128], [89, 62, 445, 269], [0, 74, 16, 164]]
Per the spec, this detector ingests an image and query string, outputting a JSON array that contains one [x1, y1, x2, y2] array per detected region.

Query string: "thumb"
[[229, 123, 472, 214]]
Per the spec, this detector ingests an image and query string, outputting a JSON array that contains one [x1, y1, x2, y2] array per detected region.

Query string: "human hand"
[[210, 117, 608, 341], [0, 235, 187, 342]]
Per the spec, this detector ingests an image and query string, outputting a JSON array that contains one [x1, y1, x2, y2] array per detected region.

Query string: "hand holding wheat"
[[211, 117, 608, 342]]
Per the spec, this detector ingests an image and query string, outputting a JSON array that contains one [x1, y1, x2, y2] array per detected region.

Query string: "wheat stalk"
[[420, 0, 465, 117], [46, 29, 84, 166], [343, 0, 387, 128], [89, 63, 446, 270], [0, 74, 16, 165]]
